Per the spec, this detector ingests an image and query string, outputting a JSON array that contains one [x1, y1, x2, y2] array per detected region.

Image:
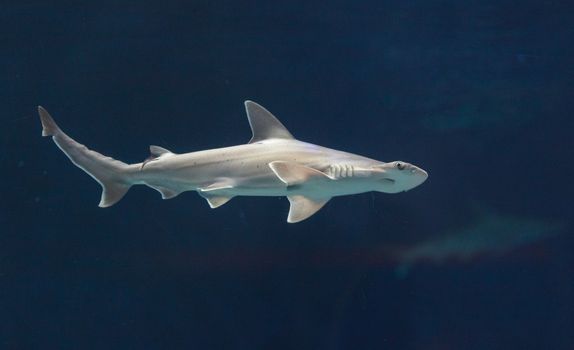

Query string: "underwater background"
[[1, 1, 573, 349]]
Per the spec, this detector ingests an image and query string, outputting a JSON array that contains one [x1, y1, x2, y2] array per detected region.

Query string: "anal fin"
[[287, 195, 330, 223], [149, 185, 182, 199]]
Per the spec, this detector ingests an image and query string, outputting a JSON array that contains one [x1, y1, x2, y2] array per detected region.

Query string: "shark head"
[[372, 161, 428, 193]]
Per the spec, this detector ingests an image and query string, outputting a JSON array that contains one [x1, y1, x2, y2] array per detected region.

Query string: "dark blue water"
[[2, 1, 573, 349]]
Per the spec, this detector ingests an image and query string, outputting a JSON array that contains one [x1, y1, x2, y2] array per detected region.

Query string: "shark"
[[38, 101, 428, 223]]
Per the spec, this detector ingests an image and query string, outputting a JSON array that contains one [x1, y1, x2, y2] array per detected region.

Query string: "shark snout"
[[412, 165, 428, 179], [411, 166, 428, 187], [375, 161, 428, 193]]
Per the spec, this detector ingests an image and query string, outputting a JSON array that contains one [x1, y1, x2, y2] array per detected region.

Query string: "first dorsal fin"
[[244, 101, 294, 143]]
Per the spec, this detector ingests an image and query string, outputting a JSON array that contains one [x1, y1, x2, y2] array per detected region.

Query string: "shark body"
[[39, 101, 428, 222]]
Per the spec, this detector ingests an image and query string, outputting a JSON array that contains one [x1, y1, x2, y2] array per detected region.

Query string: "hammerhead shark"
[[38, 101, 428, 223]]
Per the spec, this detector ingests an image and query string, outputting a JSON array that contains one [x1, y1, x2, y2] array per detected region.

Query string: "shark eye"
[[396, 162, 405, 170]]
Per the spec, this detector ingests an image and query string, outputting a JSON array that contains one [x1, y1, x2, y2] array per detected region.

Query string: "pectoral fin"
[[287, 195, 330, 223], [269, 161, 334, 186]]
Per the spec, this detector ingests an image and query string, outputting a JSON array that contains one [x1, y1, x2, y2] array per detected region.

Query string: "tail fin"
[[38, 106, 132, 207]]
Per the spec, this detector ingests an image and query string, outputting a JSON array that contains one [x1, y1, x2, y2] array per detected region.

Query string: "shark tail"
[[38, 106, 134, 207]]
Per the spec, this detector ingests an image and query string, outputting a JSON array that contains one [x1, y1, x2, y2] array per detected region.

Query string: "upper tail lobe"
[[38, 106, 133, 207]]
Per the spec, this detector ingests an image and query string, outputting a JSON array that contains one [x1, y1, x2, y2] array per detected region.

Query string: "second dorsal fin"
[[244, 101, 294, 143], [149, 145, 173, 156], [141, 145, 175, 169]]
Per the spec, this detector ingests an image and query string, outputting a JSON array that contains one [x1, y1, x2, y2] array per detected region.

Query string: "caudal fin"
[[38, 106, 133, 207], [39, 106, 61, 136]]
